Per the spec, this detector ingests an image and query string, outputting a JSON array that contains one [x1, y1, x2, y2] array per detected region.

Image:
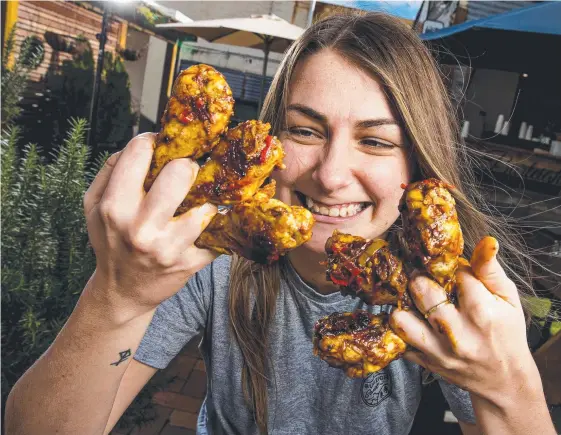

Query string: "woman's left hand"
[[390, 236, 543, 408]]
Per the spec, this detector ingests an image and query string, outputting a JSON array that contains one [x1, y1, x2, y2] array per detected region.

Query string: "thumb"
[[470, 236, 521, 309]]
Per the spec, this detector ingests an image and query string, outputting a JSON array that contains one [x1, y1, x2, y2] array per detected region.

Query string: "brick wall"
[[13, 1, 121, 82]]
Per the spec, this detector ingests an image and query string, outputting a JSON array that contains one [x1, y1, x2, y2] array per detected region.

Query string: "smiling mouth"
[[295, 191, 371, 218]]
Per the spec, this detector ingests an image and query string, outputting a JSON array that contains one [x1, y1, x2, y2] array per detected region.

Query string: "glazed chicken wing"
[[144, 64, 234, 192], [178, 120, 285, 214], [142, 64, 311, 264], [325, 231, 410, 308], [313, 311, 407, 378], [195, 181, 314, 264], [399, 178, 464, 295]]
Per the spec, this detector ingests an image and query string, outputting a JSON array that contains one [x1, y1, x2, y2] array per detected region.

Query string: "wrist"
[[81, 269, 157, 326], [470, 369, 555, 435], [471, 363, 546, 416]]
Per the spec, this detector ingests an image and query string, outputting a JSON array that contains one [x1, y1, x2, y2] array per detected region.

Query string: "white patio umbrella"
[[157, 14, 305, 111]]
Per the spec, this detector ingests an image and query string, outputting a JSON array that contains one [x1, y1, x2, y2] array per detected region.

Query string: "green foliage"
[[1, 28, 45, 128], [23, 35, 135, 155], [96, 52, 136, 147], [0, 119, 97, 407], [20, 35, 45, 69], [1, 122, 168, 430], [136, 5, 169, 28]]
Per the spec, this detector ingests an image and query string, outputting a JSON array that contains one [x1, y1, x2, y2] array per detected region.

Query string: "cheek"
[[272, 140, 318, 187], [359, 154, 412, 207]]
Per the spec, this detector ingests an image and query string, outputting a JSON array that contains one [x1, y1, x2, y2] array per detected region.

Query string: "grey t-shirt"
[[135, 255, 475, 434]]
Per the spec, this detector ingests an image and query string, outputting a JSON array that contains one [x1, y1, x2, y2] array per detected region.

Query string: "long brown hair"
[[229, 12, 534, 433]]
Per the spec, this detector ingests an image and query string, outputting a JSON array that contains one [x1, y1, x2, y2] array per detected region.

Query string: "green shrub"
[[1, 28, 44, 128], [1, 119, 99, 405]]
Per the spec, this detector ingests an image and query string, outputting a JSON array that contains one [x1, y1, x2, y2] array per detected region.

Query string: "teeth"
[[302, 194, 366, 217]]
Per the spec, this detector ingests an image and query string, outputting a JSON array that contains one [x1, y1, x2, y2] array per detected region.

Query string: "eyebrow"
[[286, 104, 399, 129], [355, 118, 399, 129], [286, 104, 327, 124]]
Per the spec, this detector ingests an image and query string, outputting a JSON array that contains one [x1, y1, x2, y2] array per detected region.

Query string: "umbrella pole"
[[258, 38, 272, 116]]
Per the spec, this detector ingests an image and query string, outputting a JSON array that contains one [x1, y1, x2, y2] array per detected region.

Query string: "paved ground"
[[111, 336, 206, 435]]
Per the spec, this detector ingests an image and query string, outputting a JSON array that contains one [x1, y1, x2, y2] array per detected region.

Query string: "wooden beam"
[[166, 41, 178, 98], [3, 0, 19, 67], [118, 21, 128, 50]]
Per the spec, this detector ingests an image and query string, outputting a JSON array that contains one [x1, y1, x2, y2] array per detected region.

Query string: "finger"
[[84, 151, 122, 215], [172, 202, 218, 246], [409, 272, 450, 315], [456, 263, 496, 308], [408, 273, 462, 334], [140, 158, 200, 226], [403, 350, 460, 388], [102, 133, 156, 210], [470, 236, 521, 309], [390, 309, 450, 359], [455, 263, 515, 332], [403, 349, 431, 370], [178, 245, 219, 272]]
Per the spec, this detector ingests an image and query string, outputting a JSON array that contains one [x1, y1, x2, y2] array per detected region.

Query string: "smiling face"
[[272, 50, 414, 255]]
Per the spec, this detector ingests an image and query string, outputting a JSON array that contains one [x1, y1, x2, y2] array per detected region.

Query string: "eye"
[[360, 138, 396, 149], [288, 127, 320, 138], [285, 127, 324, 145]]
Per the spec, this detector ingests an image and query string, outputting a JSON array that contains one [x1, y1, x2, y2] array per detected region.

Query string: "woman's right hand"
[[83, 133, 218, 320]]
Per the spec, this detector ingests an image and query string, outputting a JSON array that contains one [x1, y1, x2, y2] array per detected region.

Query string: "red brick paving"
[[181, 370, 206, 399], [169, 410, 199, 430], [152, 392, 201, 413], [110, 335, 206, 435]]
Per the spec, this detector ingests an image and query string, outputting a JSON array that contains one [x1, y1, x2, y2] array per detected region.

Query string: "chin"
[[301, 224, 338, 255]]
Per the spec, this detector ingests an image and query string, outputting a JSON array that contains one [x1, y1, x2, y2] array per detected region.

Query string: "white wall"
[[123, 28, 150, 134], [140, 36, 168, 125], [180, 40, 283, 77], [463, 69, 520, 137]]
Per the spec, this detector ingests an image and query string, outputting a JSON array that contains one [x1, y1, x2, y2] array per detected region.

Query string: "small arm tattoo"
[[110, 349, 132, 366]]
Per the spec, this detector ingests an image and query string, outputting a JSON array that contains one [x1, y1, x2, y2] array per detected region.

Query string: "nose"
[[311, 132, 353, 194]]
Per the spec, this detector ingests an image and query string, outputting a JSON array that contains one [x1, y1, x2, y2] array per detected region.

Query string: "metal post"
[[87, 4, 110, 149], [412, 1, 424, 31], [307, 0, 317, 27], [258, 38, 271, 117]]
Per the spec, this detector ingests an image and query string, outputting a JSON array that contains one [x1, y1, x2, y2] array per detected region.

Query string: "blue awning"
[[422, 1, 561, 41], [420, 1, 561, 73]]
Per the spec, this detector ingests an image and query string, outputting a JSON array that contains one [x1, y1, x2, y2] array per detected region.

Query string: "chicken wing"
[[195, 181, 314, 264], [178, 120, 285, 214], [399, 178, 464, 295], [144, 64, 234, 191], [313, 311, 407, 378], [325, 231, 410, 308]]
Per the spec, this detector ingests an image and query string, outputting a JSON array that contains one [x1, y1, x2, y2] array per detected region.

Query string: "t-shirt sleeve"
[[438, 379, 476, 424], [134, 263, 214, 369]]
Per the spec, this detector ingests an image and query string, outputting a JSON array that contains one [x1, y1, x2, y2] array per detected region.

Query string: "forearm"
[[5, 271, 156, 435], [470, 373, 556, 435]]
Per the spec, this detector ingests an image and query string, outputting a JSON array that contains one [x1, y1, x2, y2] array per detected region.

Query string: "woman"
[[6, 12, 555, 435]]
